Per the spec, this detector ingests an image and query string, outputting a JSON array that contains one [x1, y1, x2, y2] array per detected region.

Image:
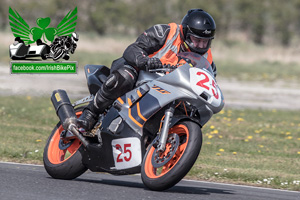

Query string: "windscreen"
[[177, 52, 214, 76]]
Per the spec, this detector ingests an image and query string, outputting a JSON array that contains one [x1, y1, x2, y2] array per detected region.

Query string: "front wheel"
[[141, 120, 202, 191], [43, 106, 87, 180]]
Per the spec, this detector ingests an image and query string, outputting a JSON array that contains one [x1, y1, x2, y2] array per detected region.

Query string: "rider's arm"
[[123, 24, 170, 70]]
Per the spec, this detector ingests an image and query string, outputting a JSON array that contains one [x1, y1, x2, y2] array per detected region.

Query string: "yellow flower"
[[219, 149, 225, 152], [244, 139, 249, 142], [285, 132, 291, 135], [259, 145, 264, 148], [297, 138, 300, 141], [286, 136, 293, 140], [210, 125, 215, 129], [212, 130, 219, 134], [248, 136, 253, 139], [218, 135, 223, 139], [225, 117, 231, 121], [232, 152, 237, 155], [255, 129, 262, 134], [36, 139, 42, 142], [297, 152, 300, 155], [237, 118, 244, 122], [208, 135, 213, 139], [219, 110, 225, 115], [216, 153, 221, 156]]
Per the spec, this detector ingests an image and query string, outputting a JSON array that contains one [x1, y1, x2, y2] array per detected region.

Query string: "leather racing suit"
[[78, 23, 217, 130]]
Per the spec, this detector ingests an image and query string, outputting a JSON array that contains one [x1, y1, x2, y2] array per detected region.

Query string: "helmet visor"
[[188, 33, 209, 49]]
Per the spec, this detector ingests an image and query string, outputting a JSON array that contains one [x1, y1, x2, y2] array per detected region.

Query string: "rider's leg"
[[77, 66, 137, 131]]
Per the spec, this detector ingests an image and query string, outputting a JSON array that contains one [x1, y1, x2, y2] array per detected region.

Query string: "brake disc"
[[151, 133, 180, 168], [58, 139, 74, 150]]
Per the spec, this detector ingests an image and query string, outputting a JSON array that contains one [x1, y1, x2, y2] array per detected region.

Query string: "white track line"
[[182, 179, 299, 193]]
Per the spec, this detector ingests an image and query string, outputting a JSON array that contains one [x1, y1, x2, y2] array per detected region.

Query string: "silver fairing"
[[116, 53, 224, 132]]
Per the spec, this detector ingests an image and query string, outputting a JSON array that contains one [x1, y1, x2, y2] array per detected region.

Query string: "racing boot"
[[77, 92, 114, 132], [77, 105, 98, 132]]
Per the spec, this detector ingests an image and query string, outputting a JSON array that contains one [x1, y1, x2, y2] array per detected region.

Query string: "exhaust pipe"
[[51, 89, 89, 147], [51, 89, 77, 130]]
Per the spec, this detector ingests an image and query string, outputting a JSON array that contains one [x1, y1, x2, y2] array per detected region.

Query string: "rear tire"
[[43, 107, 87, 180], [141, 120, 202, 191]]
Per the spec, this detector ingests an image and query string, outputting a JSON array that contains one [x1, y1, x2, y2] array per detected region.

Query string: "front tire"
[[52, 48, 64, 61], [43, 107, 87, 180], [141, 120, 202, 191]]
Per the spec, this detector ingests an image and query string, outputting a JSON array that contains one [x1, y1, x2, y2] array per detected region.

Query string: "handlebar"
[[147, 64, 177, 73]]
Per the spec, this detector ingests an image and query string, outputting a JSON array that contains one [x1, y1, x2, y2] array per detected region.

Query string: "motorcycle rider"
[[78, 8, 217, 131], [50, 32, 79, 60]]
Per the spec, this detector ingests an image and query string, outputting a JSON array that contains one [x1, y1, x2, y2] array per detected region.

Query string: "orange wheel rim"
[[144, 124, 189, 178], [47, 111, 82, 164]]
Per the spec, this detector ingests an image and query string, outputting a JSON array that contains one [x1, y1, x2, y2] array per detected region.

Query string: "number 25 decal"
[[196, 72, 219, 99], [115, 143, 132, 162]]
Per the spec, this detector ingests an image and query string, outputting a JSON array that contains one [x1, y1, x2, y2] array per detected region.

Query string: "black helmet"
[[181, 9, 216, 55]]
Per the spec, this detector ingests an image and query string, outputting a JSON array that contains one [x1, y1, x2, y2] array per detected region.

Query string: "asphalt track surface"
[[0, 162, 298, 200]]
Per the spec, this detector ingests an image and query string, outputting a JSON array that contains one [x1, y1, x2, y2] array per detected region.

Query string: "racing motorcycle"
[[43, 52, 224, 191]]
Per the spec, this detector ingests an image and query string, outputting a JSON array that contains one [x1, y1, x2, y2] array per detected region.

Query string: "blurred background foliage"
[[1, 0, 300, 47]]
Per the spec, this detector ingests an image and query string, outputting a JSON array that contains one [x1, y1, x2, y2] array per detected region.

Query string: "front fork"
[[156, 102, 175, 152]]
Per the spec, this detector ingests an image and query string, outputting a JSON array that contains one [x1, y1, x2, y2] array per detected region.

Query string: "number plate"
[[190, 68, 222, 106], [111, 137, 142, 170]]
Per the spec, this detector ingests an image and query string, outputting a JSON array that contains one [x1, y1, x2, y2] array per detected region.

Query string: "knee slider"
[[104, 73, 118, 90], [117, 67, 137, 87]]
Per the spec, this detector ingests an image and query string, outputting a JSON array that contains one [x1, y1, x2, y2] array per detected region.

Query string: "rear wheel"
[[141, 120, 202, 191], [43, 106, 87, 179]]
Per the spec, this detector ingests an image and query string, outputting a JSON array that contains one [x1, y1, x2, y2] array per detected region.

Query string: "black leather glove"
[[163, 64, 177, 69], [146, 57, 163, 70]]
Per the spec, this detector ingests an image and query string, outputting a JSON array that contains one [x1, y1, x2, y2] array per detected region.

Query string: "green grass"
[[0, 96, 299, 190], [216, 59, 300, 82], [72, 50, 120, 68], [0, 96, 57, 164], [187, 109, 300, 191]]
